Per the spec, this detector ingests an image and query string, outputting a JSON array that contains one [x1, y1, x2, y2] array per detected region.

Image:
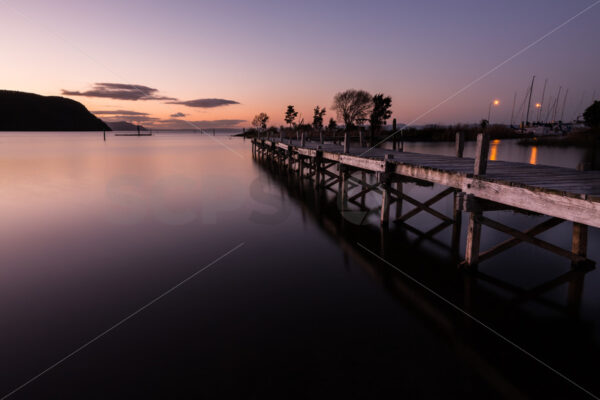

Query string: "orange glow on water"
[[529, 146, 538, 165], [489, 139, 500, 161]]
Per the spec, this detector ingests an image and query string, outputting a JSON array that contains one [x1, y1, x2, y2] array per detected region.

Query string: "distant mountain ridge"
[[105, 121, 147, 131], [0, 90, 110, 131]]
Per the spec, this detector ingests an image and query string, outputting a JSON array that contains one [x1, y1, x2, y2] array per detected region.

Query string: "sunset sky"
[[1, 0, 599, 129]]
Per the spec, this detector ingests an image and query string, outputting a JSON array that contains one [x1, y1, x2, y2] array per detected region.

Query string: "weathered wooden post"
[[343, 132, 350, 154], [319, 129, 323, 144], [380, 154, 394, 227], [301, 132, 305, 147], [103, 130, 106, 141], [338, 165, 348, 212], [455, 131, 465, 158], [452, 131, 465, 256], [572, 223, 588, 260], [395, 180, 403, 220], [279, 130, 283, 142], [359, 129, 364, 147], [314, 147, 322, 188], [473, 132, 489, 176], [464, 132, 490, 267]]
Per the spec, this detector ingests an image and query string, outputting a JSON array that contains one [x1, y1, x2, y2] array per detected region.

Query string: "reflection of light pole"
[[487, 99, 500, 124]]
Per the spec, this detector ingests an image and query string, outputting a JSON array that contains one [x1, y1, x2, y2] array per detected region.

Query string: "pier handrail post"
[[474, 132, 490, 175], [343, 131, 350, 154], [455, 132, 465, 158], [279, 130, 283, 142], [301, 132, 305, 147]]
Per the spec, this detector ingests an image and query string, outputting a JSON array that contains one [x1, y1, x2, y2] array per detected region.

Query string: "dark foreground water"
[[0, 132, 599, 399]]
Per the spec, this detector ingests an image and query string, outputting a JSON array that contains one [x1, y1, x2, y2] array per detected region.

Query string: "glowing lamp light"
[[535, 103, 541, 108], [493, 99, 500, 106]]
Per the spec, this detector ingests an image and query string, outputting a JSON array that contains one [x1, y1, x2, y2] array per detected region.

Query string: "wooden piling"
[[343, 132, 350, 154], [301, 132, 305, 147], [572, 223, 588, 259], [474, 132, 490, 175], [339, 165, 348, 212], [455, 132, 465, 158], [465, 211, 482, 267], [380, 154, 394, 226], [395, 181, 403, 219], [464, 132, 490, 267], [314, 147, 322, 188]]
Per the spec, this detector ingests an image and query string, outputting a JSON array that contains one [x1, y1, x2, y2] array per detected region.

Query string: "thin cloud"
[[170, 112, 187, 118], [167, 98, 240, 108], [93, 110, 150, 116], [150, 118, 245, 129], [62, 83, 176, 101]]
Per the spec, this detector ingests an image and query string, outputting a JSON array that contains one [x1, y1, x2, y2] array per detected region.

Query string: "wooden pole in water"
[[103, 130, 106, 141], [301, 132, 305, 147], [314, 147, 322, 188], [455, 132, 464, 158], [343, 132, 350, 154], [464, 132, 490, 267], [380, 154, 394, 227], [452, 131, 465, 258], [572, 223, 588, 261]]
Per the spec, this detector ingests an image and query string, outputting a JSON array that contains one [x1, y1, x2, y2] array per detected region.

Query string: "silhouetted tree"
[[583, 101, 600, 129], [284, 105, 298, 129], [252, 113, 269, 132], [312, 106, 326, 132], [480, 119, 489, 131], [369, 93, 392, 144], [332, 89, 372, 129], [327, 118, 337, 132]]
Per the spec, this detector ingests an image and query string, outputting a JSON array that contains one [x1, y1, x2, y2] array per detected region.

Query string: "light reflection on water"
[[0, 132, 598, 399]]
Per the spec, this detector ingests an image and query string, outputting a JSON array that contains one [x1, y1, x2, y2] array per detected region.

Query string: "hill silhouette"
[[106, 121, 147, 131], [0, 90, 110, 131]]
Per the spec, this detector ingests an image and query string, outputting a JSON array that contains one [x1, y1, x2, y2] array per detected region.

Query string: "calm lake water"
[[0, 132, 599, 399]]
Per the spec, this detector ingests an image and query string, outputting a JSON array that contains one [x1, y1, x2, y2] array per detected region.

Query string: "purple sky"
[[1, 0, 599, 127]]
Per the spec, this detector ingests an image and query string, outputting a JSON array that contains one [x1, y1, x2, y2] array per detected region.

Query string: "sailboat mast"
[[524, 75, 535, 130], [510, 91, 517, 127], [552, 86, 562, 123], [560, 88, 569, 122], [538, 78, 548, 123]]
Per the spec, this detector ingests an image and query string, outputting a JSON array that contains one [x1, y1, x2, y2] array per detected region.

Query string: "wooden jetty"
[[252, 132, 600, 267]]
